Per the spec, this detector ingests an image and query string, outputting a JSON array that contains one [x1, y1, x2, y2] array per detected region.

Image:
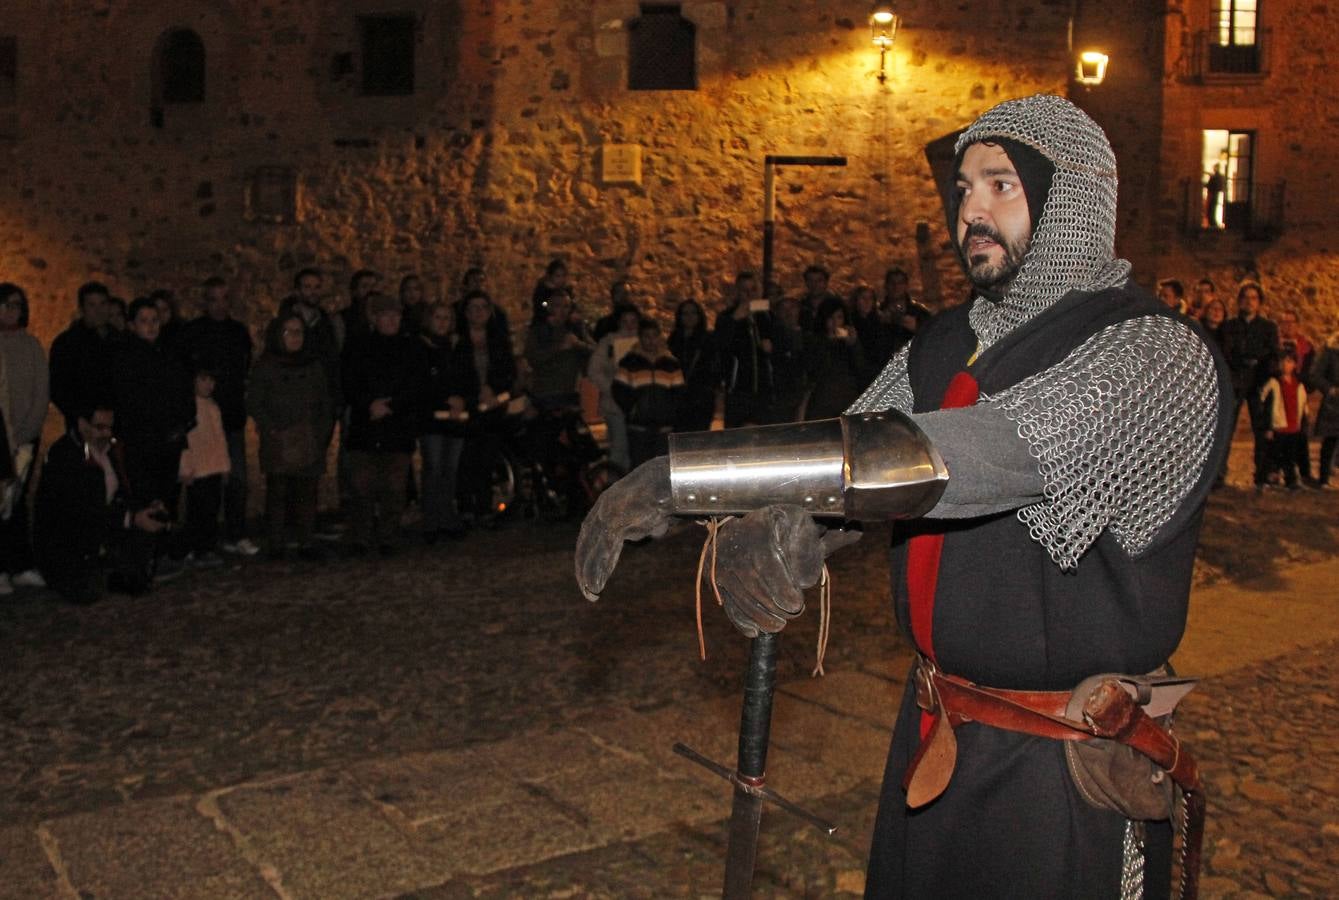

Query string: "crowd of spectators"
[[1155, 276, 1339, 490], [3, 262, 1331, 604]]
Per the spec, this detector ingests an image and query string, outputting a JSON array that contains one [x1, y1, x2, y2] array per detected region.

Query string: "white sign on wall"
[[600, 143, 643, 186]]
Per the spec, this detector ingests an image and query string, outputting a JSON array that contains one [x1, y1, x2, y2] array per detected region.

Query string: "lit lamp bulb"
[[1075, 50, 1109, 86], [870, 6, 897, 49]]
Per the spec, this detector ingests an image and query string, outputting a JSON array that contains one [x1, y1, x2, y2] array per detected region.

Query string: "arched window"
[[157, 28, 205, 102], [628, 4, 696, 91]]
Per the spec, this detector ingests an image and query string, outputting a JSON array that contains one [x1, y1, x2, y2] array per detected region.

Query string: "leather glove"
[[714, 504, 861, 639], [575, 456, 673, 601]]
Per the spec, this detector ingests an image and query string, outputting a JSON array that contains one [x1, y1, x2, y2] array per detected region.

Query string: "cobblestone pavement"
[[1, 473, 1337, 897]]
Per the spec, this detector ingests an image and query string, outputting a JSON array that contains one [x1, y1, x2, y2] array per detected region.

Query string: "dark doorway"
[[628, 5, 696, 91]]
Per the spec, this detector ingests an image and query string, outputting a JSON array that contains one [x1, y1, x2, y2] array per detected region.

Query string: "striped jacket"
[[612, 350, 685, 431]]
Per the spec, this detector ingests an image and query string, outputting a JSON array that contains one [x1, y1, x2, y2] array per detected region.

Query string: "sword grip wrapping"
[[737, 633, 779, 780]]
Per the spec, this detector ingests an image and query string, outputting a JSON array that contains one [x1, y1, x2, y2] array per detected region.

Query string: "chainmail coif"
[[957, 93, 1133, 350]]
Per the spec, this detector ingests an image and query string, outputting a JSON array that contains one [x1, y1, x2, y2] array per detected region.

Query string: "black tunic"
[[865, 287, 1234, 899]]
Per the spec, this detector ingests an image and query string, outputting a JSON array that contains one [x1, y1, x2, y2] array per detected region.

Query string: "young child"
[[179, 368, 232, 565], [1258, 351, 1309, 491]]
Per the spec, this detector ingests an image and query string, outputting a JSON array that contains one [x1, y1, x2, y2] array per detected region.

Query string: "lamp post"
[[870, 4, 899, 84]]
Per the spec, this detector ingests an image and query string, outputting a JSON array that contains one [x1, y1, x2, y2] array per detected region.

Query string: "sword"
[[673, 632, 837, 899]]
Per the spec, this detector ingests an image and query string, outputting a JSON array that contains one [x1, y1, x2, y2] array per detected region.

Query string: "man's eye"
[[994, 180, 1016, 193]]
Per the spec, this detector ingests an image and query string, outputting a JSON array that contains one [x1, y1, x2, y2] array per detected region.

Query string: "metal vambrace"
[[668, 411, 949, 521]]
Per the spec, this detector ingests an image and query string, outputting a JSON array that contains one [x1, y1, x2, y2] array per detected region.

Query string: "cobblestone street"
[[2, 476, 1338, 898]]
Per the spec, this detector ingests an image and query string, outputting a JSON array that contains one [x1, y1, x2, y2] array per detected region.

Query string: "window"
[[1200, 130, 1253, 230], [359, 15, 415, 96], [0, 37, 15, 107], [628, 4, 696, 91], [1209, 0, 1260, 73], [247, 167, 298, 224], [158, 29, 206, 103]]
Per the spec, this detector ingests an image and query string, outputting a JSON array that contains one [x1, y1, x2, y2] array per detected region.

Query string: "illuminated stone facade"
[[1, 1, 1071, 343]]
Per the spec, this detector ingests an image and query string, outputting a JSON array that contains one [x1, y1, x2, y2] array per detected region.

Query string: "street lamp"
[[870, 3, 899, 84], [1075, 50, 1109, 86]]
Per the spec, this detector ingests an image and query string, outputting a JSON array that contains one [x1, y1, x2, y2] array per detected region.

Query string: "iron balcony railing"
[[1188, 28, 1272, 79], [1182, 178, 1285, 240]]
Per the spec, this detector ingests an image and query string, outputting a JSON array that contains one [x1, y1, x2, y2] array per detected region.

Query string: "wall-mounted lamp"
[[870, 4, 899, 84], [1075, 50, 1109, 86]]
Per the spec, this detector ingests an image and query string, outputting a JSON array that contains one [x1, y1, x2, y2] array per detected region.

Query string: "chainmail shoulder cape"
[[957, 94, 1133, 350], [848, 314, 1220, 569]]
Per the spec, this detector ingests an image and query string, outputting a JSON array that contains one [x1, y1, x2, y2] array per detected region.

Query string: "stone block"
[[683, 2, 728, 30], [41, 797, 272, 900], [345, 748, 531, 828], [594, 31, 627, 59], [414, 788, 599, 876], [213, 772, 456, 898]]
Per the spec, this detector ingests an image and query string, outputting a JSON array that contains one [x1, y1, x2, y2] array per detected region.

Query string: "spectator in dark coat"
[[1309, 328, 1339, 489], [715, 271, 773, 428], [592, 278, 637, 341], [341, 268, 382, 348], [452, 290, 518, 520], [49, 281, 116, 429], [850, 284, 895, 374], [33, 402, 170, 604], [249, 314, 335, 558], [1221, 281, 1279, 485], [399, 274, 428, 337], [112, 298, 195, 517], [176, 276, 256, 554], [341, 293, 425, 554], [418, 303, 468, 541], [797, 265, 842, 333], [525, 288, 594, 413], [805, 305, 868, 421], [667, 299, 717, 432], [767, 296, 817, 424], [151, 288, 186, 352], [275, 268, 342, 405]]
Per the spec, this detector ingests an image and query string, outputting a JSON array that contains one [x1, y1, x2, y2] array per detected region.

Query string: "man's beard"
[[961, 222, 1030, 294]]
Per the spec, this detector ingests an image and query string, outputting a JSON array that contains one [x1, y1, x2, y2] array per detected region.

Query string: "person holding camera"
[[804, 303, 868, 420], [33, 402, 172, 604]]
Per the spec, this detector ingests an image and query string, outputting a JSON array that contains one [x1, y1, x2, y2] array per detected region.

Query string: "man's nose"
[[960, 189, 988, 225]]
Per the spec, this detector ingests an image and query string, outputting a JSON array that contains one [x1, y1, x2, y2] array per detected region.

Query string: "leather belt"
[[904, 656, 1205, 900]]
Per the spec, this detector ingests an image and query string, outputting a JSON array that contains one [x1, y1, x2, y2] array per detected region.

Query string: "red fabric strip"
[[908, 370, 980, 740]]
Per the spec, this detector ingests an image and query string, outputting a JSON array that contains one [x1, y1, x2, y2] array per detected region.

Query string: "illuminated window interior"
[[1200, 129, 1254, 230]]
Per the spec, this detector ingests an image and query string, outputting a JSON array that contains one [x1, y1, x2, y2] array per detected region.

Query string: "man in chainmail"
[[575, 94, 1233, 898]]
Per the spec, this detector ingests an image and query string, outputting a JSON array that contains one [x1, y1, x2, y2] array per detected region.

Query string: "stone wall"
[[0, 1, 1073, 346]]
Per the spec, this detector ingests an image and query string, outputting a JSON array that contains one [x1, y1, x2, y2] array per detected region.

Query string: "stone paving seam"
[[195, 787, 293, 900], [775, 682, 891, 732], [32, 824, 78, 900]]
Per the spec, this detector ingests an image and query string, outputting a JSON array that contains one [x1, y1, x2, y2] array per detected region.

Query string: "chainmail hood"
[[956, 94, 1132, 349]]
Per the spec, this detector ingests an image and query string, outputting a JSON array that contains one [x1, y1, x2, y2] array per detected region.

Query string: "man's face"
[[465, 297, 492, 328], [777, 298, 800, 328], [81, 292, 110, 329], [1279, 312, 1298, 338], [373, 309, 402, 336], [1194, 282, 1215, 308], [1157, 284, 1180, 309], [131, 307, 160, 343], [297, 274, 323, 305], [638, 327, 662, 355], [78, 410, 114, 451], [956, 142, 1033, 294], [736, 276, 757, 302], [1239, 288, 1261, 317], [205, 286, 230, 319], [804, 272, 827, 296], [354, 275, 380, 300], [885, 273, 909, 301]]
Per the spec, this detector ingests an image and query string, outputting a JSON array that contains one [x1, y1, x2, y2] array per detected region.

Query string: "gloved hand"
[[575, 456, 673, 601], [714, 505, 861, 638]]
